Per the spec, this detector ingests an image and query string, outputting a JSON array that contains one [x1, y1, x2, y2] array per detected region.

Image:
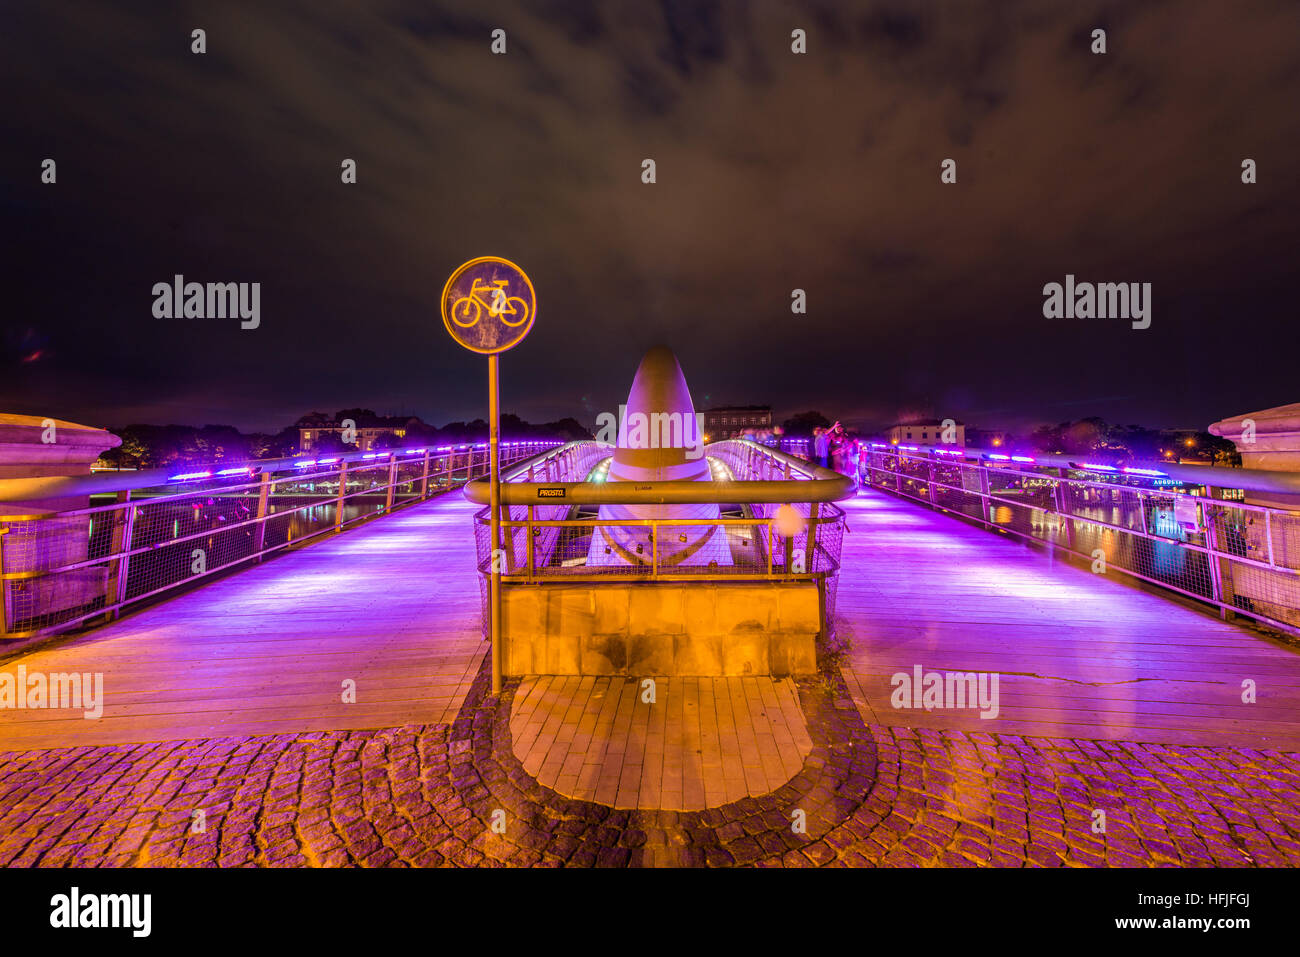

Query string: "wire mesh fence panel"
[[2, 509, 119, 633], [124, 520, 258, 602], [860, 446, 1300, 637], [472, 441, 847, 587], [1, 441, 563, 639], [476, 510, 845, 582]]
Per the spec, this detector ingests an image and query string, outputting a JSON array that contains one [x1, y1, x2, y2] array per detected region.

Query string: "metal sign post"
[[440, 256, 536, 696], [488, 352, 501, 693]]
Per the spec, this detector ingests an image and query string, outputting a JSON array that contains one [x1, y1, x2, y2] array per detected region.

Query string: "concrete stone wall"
[[501, 581, 821, 677], [1, 414, 120, 635]]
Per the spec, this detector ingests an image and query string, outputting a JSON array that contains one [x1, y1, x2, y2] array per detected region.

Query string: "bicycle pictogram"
[[440, 256, 536, 355], [450, 277, 530, 329]]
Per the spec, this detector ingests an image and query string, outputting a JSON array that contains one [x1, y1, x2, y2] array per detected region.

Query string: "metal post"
[[503, 507, 519, 573], [1054, 480, 1075, 550], [106, 490, 133, 620], [766, 518, 773, 576], [334, 461, 348, 532], [526, 504, 535, 582], [489, 353, 503, 695], [978, 464, 992, 527], [1203, 505, 1228, 618], [0, 522, 9, 637], [420, 451, 431, 498], [113, 501, 137, 614], [803, 502, 819, 574], [384, 456, 397, 512], [254, 472, 271, 561]]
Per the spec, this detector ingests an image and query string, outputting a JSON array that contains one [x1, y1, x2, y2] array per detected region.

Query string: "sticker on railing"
[[537, 487, 566, 498]]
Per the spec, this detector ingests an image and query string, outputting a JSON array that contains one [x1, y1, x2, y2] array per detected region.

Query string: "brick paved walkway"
[[2, 658, 1297, 867]]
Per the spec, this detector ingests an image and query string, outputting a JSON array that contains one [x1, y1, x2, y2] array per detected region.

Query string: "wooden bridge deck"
[[836, 488, 1300, 749], [3, 486, 1299, 753], [0, 496, 489, 750]]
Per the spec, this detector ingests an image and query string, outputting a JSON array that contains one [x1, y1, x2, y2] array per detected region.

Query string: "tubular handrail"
[[877, 443, 1300, 496], [0, 441, 562, 505]]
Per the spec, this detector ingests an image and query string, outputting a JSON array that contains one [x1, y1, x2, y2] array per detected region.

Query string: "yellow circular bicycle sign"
[[440, 256, 536, 354]]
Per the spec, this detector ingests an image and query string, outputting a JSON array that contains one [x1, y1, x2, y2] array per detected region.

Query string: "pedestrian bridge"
[[2, 440, 1298, 754]]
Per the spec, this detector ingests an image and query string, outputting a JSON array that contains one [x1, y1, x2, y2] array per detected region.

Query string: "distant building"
[[298, 413, 421, 452], [702, 406, 773, 441], [886, 421, 966, 447]]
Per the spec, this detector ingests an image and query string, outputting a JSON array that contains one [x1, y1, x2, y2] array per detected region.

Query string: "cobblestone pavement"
[[1, 659, 1298, 867]]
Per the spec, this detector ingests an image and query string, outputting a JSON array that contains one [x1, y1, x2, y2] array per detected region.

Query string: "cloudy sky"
[[3, 0, 1298, 434]]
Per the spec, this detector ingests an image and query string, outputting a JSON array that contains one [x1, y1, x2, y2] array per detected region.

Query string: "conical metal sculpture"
[[587, 346, 733, 568]]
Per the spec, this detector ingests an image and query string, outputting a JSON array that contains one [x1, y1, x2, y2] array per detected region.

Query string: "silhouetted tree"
[[781, 411, 831, 436]]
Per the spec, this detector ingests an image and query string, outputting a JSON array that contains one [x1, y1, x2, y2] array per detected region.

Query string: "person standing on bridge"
[[813, 426, 830, 469], [827, 422, 846, 473]]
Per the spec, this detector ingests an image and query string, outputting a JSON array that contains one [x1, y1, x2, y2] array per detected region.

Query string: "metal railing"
[[860, 445, 1300, 637], [0, 441, 562, 640], [472, 440, 847, 580], [471, 440, 849, 635]]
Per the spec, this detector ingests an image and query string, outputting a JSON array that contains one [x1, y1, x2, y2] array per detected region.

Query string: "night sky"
[[3, 1, 1298, 435]]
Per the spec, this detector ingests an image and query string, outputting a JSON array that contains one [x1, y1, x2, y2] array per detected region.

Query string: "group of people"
[[739, 425, 783, 447], [813, 422, 857, 477]]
